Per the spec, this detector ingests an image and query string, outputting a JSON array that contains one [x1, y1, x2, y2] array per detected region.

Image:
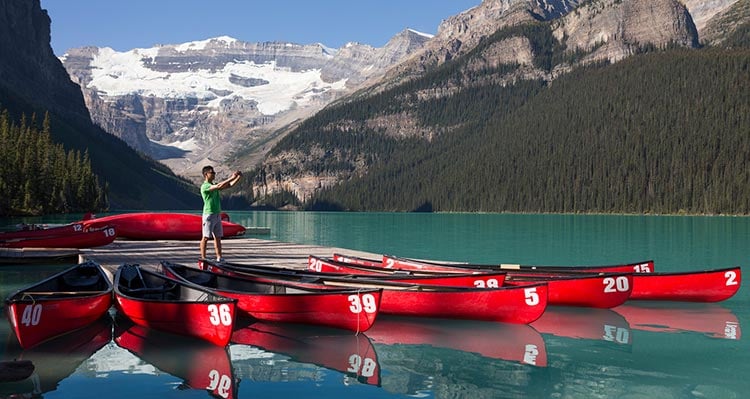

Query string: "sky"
[[41, 0, 482, 56]]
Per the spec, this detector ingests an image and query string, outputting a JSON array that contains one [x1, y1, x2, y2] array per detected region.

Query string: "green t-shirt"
[[201, 182, 221, 214]]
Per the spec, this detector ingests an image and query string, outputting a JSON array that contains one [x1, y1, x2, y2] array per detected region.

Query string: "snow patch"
[[88, 46, 347, 116], [407, 28, 434, 39], [174, 36, 238, 52]]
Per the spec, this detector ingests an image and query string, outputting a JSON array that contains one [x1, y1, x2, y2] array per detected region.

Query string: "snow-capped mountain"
[[61, 31, 432, 180]]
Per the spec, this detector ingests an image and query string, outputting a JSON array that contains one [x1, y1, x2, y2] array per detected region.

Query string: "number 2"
[[725, 271, 738, 286]]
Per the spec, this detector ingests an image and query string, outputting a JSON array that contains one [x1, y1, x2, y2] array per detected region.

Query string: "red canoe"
[[322, 255, 633, 308], [113, 264, 238, 346], [0, 226, 117, 249], [161, 261, 382, 333], [200, 257, 509, 289], [0, 222, 86, 239], [613, 302, 741, 339], [202, 260, 549, 324], [380, 254, 654, 274], [5, 261, 113, 349], [308, 255, 508, 288], [366, 315, 547, 367], [629, 266, 741, 302], [81, 212, 246, 240], [231, 321, 381, 386], [114, 320, 237, 399]]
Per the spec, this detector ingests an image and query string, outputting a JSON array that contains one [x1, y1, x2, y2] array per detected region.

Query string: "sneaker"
[[216, 257, 225, 263]]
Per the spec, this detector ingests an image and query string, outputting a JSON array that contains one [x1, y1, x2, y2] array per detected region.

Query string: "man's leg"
[[200, 236, 209, 259], [214, 237, 223, 260]]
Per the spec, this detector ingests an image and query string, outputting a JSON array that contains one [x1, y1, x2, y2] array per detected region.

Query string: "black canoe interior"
[[23, 262, 109, 296], [118, 264, 232, 302], [164, 262, 331, 295]]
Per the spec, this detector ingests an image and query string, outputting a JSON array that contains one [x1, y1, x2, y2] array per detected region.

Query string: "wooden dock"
[[79, 237, 379, 273]]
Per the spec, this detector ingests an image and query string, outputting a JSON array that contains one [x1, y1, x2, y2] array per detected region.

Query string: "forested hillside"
[[244, 18, 750, 215], [312, 48, 750, 214], [0, 110, 106, 215]]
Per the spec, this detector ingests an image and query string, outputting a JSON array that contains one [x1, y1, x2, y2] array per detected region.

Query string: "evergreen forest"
[[0, 110, 107, 216]]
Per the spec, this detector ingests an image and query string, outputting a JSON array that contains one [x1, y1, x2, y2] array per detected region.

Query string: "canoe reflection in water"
[[367, 315, 547, 367], [230, 318, 381, 386], [113, 317, 237, 399], [613, 302, 741, 340], [532, 306, 633, 346], [363, 316, 550, 398], [1, 314, 112, 398]]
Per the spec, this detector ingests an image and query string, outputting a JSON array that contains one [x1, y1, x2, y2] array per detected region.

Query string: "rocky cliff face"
[[61, 33, 429, 181], [552, 0, 699, 64], [699, 0, 749, 45], [682, 0, 742, 35], [0, 0, 90, 123]]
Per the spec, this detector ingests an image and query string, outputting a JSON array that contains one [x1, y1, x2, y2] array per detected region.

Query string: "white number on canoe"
[[104, 227, 116, 237], [348, 294, 378, 314], [21, 304, 42, 326], [634, 263, 652, 273], [524, 287, 540, 306], [725, 271, 738, 286], [603, 325, 631, 344], [308, 258, 323, 272], [523, 344, 539, 365], [384, 258, 396, 268], [73, 223, 83, 231], [347, 354, 377, 377], [208, 304, 233, 326], [207, 369, 232, 398], [474, 278, 500, 288], [603, 276, 630, 293]]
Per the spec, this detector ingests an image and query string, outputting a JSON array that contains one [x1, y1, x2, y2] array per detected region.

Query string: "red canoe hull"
[[328, 255, 631, 308], [0, 226, 117, 249], [162, 261, 381, 332], [629, 267, 742, 302], [505, 272, 633, 308], [5, 262, 113, 349], [0, 222, 86, 239], [381, 254, 654, 274], [82, 212, 246, 240], [376, 283, 548, 323], [308, 255, 508, 288], [114, 264, 237, 346], [203, 259, 548, 324]]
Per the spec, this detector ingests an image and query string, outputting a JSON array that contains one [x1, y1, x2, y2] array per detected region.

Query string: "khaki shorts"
[[202, 213, 223, 239]]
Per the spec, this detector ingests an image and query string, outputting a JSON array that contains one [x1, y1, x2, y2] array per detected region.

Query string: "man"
[[200, 165, 242, 261]]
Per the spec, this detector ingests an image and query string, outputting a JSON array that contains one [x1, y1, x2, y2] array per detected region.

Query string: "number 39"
[[348, 294, 378, 314]]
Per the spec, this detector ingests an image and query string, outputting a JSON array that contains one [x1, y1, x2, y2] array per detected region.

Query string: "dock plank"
[[80, 238, 380, 273]]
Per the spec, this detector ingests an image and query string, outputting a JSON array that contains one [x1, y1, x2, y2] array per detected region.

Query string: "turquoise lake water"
[[1, 211, 748, 398]]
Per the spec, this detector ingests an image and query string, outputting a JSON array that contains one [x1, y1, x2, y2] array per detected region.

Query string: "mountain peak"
[[172, 35, 239, 52]]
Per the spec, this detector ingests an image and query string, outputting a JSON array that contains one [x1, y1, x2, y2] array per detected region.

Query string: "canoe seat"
[[62, 274, 101, 289], [119, 264, 177, 299], [187, 273, 214, 286], [62, 263, 101, 289]]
